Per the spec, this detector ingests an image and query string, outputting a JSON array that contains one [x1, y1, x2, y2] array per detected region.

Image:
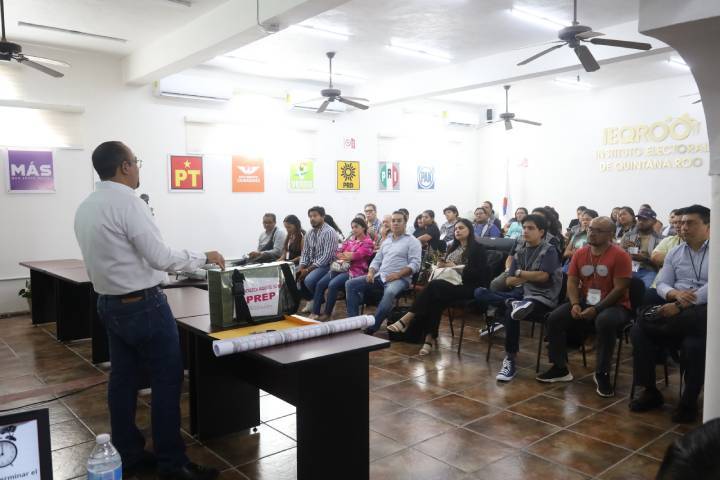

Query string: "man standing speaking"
[[75, 141, 224, 480]]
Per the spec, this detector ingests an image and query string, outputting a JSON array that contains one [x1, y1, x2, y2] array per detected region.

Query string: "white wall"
[[475, 74, 710, 227], [0, 46, 480, 313]]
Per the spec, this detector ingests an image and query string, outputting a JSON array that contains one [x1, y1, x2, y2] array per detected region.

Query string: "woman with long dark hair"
[[387, 218, 491, 355], [323, 214, 344, 242], [615, 206, 637, 239], [280, 215, 304, 265], [503, 207, 528, 239], [310, 217, 374, 320]]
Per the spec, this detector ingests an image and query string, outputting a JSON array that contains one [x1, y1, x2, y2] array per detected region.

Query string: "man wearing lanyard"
[[630, 204, 710, 423], [537, 217, 632, 399], [75, 141, 225, 480]]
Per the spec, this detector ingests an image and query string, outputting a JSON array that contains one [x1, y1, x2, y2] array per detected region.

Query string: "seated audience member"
[[375, 214, 392, 248], [280, 215, 304, 265], [620, 207, 663, 289], [566, 205, 587, 237], [490, 215, 562, 382], [629, 205, 710, 423], [654, 219, 665, 236], [412, 213, 423, 232], [661, 209, 679, 237], [364, 203, 381, 238], [615, 206, 637, 239], [640, 203, 653, 210], [355, 212, 366, 221], [297, 206, 337, 312], [503, 207, 528, 239], [651, 211, 683, 268], [440, 205, 459, 247], [398, 208, 411, 234], [324, 214, 345, 242], [482, 200, 503, 231], [413, 209, 441, 252], [345, 211, 421, 334], [311, 217, 374, 320], [656, 418, 720, 479], [610, 207, 621, 226], [562, 209, 598, 268], [241, 213, 286, 264], [473, 206, 502, 239], [537, 217, 632, 398], [388, 218, 490, 355]]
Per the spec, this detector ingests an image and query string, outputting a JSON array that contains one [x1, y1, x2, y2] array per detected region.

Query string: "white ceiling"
[[210, 0, 644, 85], [1, 0, 227, 55]]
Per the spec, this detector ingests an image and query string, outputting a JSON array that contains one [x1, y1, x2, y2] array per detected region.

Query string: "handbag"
[[330, 240, 361, 273], [429, 265, 464, 286]]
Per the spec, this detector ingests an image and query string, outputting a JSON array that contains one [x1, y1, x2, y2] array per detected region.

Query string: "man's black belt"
[[105, 285, 161, 299]]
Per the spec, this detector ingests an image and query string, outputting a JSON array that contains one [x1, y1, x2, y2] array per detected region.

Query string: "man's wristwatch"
[[515, 269, 522, 278]]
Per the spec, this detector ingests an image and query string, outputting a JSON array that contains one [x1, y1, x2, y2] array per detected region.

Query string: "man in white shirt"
[[74, 141, 224, 480]]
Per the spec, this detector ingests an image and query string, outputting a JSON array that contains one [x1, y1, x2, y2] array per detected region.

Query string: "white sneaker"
[[301, 301, 313, 313]]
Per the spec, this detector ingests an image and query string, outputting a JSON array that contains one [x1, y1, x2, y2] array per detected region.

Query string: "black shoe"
[[671, 404, 699, 424], [593, 372, 614, 398], [536, 365, 573, 383], [629, 388, 664, 412], [159, 462, 219, 480], [124, 451, 157, 476]]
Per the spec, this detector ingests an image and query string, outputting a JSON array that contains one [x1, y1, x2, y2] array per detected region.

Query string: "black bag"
[[387, 306, 424, 344]]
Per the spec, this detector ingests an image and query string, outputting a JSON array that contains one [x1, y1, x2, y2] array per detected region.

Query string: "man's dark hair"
[[522, 214, 547, 233], [398, 208, 409, 220], [308, 206, 325, 217], [92, 141, 129, 180], [263, 213, 277, 223], [670, 209, 679, 216], [443, 205, 458, 215], [364, 203, 377, 211], [620, 206, 636, 218], [576, 205, 587, 212], [657, 418, 720, 479], [392, 210, 407, 223], [582, 209, 599, 219], [681, 204, 710, 224]]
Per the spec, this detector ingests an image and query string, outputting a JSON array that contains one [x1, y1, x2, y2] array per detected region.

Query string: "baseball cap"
[[636, 207, 657, 220]]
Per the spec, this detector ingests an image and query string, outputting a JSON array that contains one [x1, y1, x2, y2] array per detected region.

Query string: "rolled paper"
[[212, 315, 375, 357]]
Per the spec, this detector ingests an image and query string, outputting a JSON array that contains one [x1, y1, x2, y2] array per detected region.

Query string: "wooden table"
[[176, 314, 389, 480]]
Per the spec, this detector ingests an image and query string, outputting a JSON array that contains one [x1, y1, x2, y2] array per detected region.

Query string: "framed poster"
[[289, 159, 314, 192], [232, 156, 265, 193], [168, 154, 204, 191], [378, 161, 400, 191], [6, 149, 55, 193], [336, 160, 360, 190], [417, 165, 435, 190], [0, 408, 52, 480]]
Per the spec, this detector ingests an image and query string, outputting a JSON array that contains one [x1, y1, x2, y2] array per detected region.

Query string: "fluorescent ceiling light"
[[289, 25, 350, 41], [387, 39, 451, 62], [554, 77, 593, 89], [510, 7, 568, 30], [668, 56, 689, 69]]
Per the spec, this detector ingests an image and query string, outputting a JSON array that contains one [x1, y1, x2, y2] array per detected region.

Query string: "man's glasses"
[[126, 157, 143, 169]]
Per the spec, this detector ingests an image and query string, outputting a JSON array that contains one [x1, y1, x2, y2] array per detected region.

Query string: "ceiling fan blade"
[[574, 45, 600, 72], [576, 31, 604, 40], [504, 119, 512, 131], [588, 38, 651, 51], [316, 99, 331, 113], [517, 43, 565, 66], [16, 56, 64, 77], [513, 118, 542, 126], [23, 54, 70, 68], [337, 96, 369, 110], [679, 92, 699, 98], [692, 99, 702, 104], [341, 96, 369, 102]]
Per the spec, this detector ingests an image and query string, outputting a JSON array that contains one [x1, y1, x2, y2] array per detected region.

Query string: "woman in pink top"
[[311, 217, 374, 320]]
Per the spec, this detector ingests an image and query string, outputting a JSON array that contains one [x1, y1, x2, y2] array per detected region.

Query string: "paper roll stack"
[[212, 315, 375, 357]]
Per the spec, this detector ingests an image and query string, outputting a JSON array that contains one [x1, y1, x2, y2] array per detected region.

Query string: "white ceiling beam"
[[122, 0, 349, 85], [357, 21, 671, 106]]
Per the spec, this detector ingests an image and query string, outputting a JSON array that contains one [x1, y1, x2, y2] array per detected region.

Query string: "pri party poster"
[[378, 161, 400, 191], [169, 155, 203, 191], [336, 161, 360, 190], [232, 156, 265, 192], [417, 165, 435, 190], [288, 159, 314, 191], [6, 150, 55, 193]]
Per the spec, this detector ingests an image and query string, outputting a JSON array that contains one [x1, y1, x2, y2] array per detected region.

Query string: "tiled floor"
[[0, 304, 701, 480]]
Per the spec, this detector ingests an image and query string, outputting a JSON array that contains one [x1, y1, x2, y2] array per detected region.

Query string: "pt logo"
[[170, 155, 203, 191]]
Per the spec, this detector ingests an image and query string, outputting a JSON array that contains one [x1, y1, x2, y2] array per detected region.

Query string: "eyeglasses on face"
[[126, 157, 143, 169]]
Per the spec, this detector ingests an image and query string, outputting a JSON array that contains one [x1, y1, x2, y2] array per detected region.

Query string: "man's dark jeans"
[[97, 288, 188, 472]]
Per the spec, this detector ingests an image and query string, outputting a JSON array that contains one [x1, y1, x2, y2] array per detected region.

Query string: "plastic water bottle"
[[86, 433, 122, 480]]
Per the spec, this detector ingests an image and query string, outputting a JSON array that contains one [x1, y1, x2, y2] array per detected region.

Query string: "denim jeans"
[[473, 286, 523, 308], [312, 271, 350, 315], [345, 275, 409, 333], [97, 288, 187, 472], [299, 266, 331, 300]]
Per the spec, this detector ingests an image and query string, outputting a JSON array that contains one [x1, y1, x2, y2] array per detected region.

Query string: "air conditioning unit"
[[154, 75, 233, 102]]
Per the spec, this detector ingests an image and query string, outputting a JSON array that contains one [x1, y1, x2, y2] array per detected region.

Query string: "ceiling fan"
[[312, 51, 368, 113], [0, 0, 69, 77], [517, 0, 652, 73], [486, 85, 541, 131]]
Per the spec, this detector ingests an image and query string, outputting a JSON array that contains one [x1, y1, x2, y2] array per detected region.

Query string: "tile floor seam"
[[586, 449, 637, 479], [220, 466, 250, 480], [231, 445, 297, 469], [513, 449, 596, 479], [596, 397, 683, 432]]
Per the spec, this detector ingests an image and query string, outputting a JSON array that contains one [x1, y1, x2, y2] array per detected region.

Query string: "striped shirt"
[[300, 222, 338, 268]]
